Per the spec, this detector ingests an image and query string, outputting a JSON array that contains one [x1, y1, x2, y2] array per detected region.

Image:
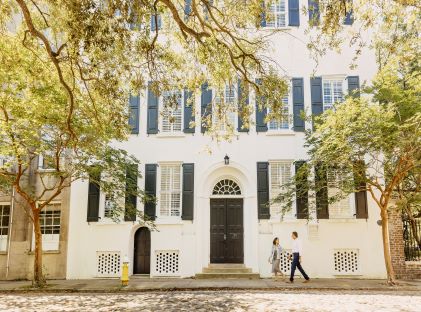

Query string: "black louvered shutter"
[[315, 164, 329, 219], [347, 76, 360, 98], [288, 0, 300, 26], [257, 162, 270, 219], [308, 0, 320, 26], [292, 78, 305, 132], [255, 79, 268, 132], [183, 89, 195, 133], [144, 164, 157, 220], [237, 79, 249, 132], [147, 82, 159, 134], [353, 161, 368, 219], [124, 164, 138, 221], [87, 171, 100, 222], [181, 163, 194, 220], [310, 77, 323, 116], [295, 161, 309, 219], [129, 94, 140, 134], [201, 83, 212, 133]]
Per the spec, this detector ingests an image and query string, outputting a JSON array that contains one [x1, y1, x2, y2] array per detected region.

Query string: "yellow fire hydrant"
[[121, 256, 129, 287]]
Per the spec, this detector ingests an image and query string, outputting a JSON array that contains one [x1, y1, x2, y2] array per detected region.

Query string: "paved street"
[[0, 290, 420, 312]]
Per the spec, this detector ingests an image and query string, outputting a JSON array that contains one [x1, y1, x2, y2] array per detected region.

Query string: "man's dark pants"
[[290, 252, 309, 282]]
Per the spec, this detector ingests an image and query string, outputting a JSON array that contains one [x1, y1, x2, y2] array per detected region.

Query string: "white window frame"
[[322, 77, 347, 111], [0, 204, 10, 252], [212, 84, 238, 133], [265, 0, 288, 28], [157, 162, 182, 220], [267, 88, 292, 132], [327, 170, 356, 219], [32, 202, 61, 251], [160, 90, 184, 134], [269, 160, 295, 220]]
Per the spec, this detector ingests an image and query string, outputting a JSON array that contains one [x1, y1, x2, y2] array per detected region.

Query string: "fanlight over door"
[[212, 179, 241, 196]]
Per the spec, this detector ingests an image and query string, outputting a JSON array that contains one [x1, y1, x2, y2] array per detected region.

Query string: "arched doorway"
[[210, 179, 244, 263], [133, 227, 151, 274]]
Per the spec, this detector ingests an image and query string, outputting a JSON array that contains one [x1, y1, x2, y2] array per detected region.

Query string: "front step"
[[196, 264, 260, 279]]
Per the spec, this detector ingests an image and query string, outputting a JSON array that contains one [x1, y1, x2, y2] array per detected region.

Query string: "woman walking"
[[268, 237, 284, 280]]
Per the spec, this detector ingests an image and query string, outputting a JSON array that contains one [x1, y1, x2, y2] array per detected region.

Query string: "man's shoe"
[[286, 280, 294, 283], [303, 279, 310, 283]]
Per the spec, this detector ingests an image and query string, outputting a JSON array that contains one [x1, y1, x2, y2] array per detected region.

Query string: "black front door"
[[210, 198, 244, 263], [134, 227, 151, 274]]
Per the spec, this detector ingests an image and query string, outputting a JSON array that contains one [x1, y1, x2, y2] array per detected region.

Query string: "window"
[[32, 203, 61, 251], [0, 204, 10, 251], [104, 195, 114, 219], [161, 91, 183, 133], [159, 164, 182, 217], [323, 79, 344, 110], [266, 0, 287, 28], [268, 95, 290, 130], [327, 170, 354, 218], [213, 84, 237, 131], [269, 161, 293, 217]]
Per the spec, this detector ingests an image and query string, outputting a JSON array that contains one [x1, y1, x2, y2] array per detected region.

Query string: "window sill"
[[28, 250, 61, 255], [320, 218, 358, 223], [94, 220, 126, 226], [36, 168, 56, 173], [261, 26, 294, 31], [266, 130, 295, 136], [156, 133, 186, 138], [0, 251, 7, 255], [155, 218, 183, 225]]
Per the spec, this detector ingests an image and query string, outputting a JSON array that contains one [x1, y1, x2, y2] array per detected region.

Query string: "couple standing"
[[269, 231, 310, 283]]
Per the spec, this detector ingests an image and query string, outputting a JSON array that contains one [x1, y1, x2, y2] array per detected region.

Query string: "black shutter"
[[311, 77, 323, 116], [129, 94, 140, 134], [344, 0, 354, 25], [255, 79, 268, 132], [124, 164, 138, 222], [347, 76, 360, 98], [353, 161, 368, 219], [183, 89, 195, 133], [201, 83, 212, 133], [147, 82, 159, 134], [315, 164, 329, 219], [184, 0, 192, 21], [144, 164, 157, 220], [237, 79, 249, 132], [181, 163, 194, 220], [308, 0, 320, 26], [87, 171, 100, 222], [257, 162, 270, 219], [292, 78, 305, 132], [288, 0, 300, 26], [295, 161, 309, 219]]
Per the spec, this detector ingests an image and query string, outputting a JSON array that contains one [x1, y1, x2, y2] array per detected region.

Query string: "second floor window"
[[0, 204, 10, 251], [159, 164, 182, 217], [213, 84, 237, 131], [161, 91, 183, 133], [266, 0, 287, 28], [323, 79, 344, 110], [268, 95, 290, 130]]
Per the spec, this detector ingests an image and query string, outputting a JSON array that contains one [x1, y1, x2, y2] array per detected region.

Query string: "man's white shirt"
[[292, 238, 302, 254]]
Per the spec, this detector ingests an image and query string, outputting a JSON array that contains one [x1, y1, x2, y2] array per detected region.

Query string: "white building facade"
[[66, 1, 387, 279]]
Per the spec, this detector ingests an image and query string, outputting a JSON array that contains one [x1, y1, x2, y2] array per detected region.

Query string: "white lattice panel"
[[279, 249, 292, 274], [334, 249, 360, 274], [155, 250, 180, 276], [96, 251, 121, 277]]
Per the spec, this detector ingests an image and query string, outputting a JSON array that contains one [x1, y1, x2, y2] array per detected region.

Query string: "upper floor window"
[[159, 164, 182, 217], [104, 195, 114, 219], [0, 204, 10, 251], [213, 84, 237, 131], [266, 0, 287, 28], [323, 79, 344, 110], [268, 95, 290, 130], [161, 91, 183, 133], [269, 161, 293, 218]]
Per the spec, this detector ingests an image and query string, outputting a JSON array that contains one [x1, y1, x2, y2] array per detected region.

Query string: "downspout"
[[5, 187, 15, 279]]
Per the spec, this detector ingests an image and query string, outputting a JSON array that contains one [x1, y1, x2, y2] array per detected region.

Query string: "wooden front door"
[[133, 227, 151, 274], [210, 198, 244, 263]]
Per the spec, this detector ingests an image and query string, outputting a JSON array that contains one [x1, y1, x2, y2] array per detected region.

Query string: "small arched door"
[[133, 227, 151, 274]]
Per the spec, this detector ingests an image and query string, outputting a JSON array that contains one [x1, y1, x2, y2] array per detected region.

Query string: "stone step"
[[195, 273, 260, 279], [202, 267, 252, 273], [208, 263, 245, 268]]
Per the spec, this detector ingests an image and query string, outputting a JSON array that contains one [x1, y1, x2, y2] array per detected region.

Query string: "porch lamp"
[[224, 154, 230, 165]]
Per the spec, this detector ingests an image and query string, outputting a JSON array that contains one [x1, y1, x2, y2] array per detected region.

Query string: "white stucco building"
[[66, 1, 387, 279]]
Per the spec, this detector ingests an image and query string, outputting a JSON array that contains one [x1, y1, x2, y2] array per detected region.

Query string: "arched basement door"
[[133, 227, 151, 274], [210, 179, 244, 264]]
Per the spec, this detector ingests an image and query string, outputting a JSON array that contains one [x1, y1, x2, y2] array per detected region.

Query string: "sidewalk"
[[0, 277, 420, 293]]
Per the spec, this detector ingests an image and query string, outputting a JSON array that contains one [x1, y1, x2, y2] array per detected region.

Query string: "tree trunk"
[[32, 209, 46, 287], [380, 207, 397, 285]]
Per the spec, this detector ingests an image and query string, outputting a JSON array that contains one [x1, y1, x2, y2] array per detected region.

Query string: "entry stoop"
[[195, 264, 260, 279]]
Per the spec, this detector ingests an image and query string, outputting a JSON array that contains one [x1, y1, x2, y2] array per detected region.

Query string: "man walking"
[[288, 231, 310, 283]]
